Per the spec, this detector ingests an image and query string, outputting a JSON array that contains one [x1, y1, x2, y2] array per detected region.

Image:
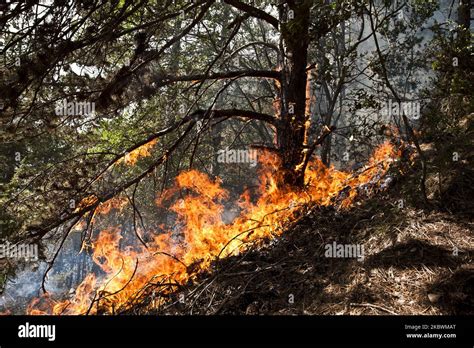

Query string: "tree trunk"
[[457, 0, 471, 30], [321, 132, 332, 166], [212, 5, 231, 178], [277, 1, 311, 188]]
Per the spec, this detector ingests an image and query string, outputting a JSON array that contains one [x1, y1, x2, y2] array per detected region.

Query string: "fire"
[[27, 142, 400, 315], [94, 196, 128, 216], [74, 195, 99, 212], [115, 139, 158, 166], [75, 196, 128, 214]]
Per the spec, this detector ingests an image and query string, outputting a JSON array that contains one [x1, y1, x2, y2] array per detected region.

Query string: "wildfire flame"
[[27, 141, 400, 315], [115, 139, 158, 166]]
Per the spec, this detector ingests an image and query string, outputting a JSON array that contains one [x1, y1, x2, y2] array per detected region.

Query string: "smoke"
[[0, 231, 94, 314]]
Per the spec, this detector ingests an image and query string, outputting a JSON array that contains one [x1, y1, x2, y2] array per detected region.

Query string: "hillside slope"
[[137, 178, 473, 315]]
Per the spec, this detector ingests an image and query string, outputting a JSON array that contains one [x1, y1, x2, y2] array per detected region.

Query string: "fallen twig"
[[349, 302, 398, 315]]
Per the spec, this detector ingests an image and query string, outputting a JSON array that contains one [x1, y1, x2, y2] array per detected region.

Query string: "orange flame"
[[28, 142, 400, 315], [115, 139, 158, 166], [75, 195, 128, 215]]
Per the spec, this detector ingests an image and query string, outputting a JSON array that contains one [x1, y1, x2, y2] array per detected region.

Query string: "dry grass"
[[134, 184, 473, 316]]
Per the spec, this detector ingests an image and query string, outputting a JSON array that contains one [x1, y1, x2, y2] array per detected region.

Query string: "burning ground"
[[1, 141, 472, 315], [0, 0, 472, 319], [151, 195, 473, 315]]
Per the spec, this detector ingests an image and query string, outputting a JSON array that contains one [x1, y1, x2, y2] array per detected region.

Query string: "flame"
[[27, 142, 400, 315], [73, 196, 129, 232], [115, 139, 158, 166], [94, 196, 128, 216], [75, 196, 128, 214], [74, 195, 99, 212]]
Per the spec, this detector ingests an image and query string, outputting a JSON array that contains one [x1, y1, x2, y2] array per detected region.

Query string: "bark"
[[321, 132, 333, 166], [457, 0, 471, 30], [212, 5, 231, 178], [276, 1, 312, 188]]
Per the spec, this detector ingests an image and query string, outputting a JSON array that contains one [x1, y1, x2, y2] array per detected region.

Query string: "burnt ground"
[[139, 180, 473, 316]]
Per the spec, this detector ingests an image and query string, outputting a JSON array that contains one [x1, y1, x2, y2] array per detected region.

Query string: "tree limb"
[[223, 0, 279, 29]]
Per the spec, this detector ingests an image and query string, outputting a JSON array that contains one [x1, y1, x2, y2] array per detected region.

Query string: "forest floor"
[[151, 178, 473, 315]]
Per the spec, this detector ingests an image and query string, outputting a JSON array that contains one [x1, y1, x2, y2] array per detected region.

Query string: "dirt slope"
[[142, 181, 473, 315]]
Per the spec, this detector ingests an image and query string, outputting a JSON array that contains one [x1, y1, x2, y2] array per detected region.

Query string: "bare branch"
[[223, 0, 279, 29]]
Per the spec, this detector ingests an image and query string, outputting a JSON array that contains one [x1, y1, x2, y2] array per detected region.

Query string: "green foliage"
[[423, 24, 473, 139], [420, 22, 474, 212]]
